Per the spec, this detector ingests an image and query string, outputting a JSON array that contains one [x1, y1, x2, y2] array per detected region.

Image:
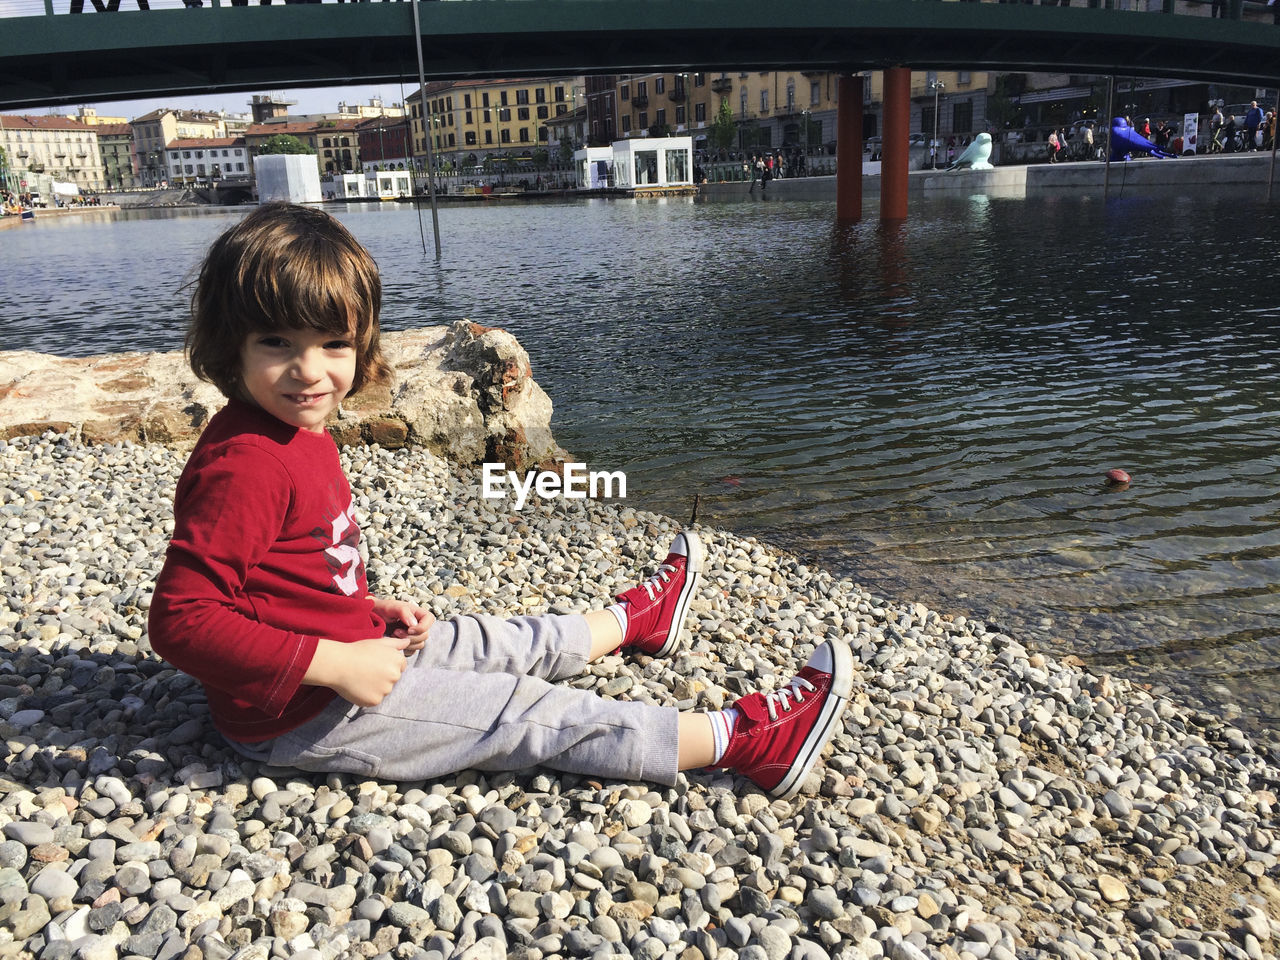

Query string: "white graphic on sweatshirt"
[[324, 501, 363, 596]]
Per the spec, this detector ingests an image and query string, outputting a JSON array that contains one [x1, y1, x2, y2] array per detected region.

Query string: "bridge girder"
[[1, 0, 1278, 110]]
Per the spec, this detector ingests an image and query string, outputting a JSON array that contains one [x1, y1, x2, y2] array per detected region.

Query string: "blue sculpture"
[[948, 132, 994, 170], [1109, 117, 1175, 161]]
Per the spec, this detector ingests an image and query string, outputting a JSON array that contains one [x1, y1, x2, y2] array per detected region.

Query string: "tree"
[[257, 134, 314, 156], [711, 98, 736, 152]]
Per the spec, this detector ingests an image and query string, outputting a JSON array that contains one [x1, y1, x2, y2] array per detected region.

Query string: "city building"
[[244, 119, 362, 175], [356, 114, 412, 173], [407, 77, 583, 170], [75, 106, 129, 127], [96, 123, 137, 190], [0, 114, 106, 192], [165, 137, 250, 184], [131, 109, 228, 186], [585, 75, 618, 146]]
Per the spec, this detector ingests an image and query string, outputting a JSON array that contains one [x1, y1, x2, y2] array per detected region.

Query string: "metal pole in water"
[[411, 0, 442, 260], [1102, 76, 1115, 200]]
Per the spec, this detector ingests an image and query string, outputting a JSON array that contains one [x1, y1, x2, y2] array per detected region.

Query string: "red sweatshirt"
[[149, 400, 384, 742]]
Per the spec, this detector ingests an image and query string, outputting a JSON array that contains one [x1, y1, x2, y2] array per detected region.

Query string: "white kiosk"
[[610, 137, 693, 189]]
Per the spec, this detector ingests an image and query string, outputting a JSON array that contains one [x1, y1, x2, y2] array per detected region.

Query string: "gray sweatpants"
[[229, 613, 681, 785]]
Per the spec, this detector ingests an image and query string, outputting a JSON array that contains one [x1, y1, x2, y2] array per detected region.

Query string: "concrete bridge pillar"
[[836, 74, 864, 222], [881, 66, 911, 222]]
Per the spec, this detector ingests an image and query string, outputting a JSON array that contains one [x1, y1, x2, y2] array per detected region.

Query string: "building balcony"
[[711, 78, 732, 94], [631, 94, 649, 108], [668, 89, 686, 103]]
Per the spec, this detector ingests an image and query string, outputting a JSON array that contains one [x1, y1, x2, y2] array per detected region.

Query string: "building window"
[[183, 150, 192, 158], [655, 108, 666, 128], [500, 129, 510, 143], [811, 82, 821, 106], [556, 104, 567, 116], [535, 88, 546, 104], [620, 84, 630, 102], [500, 90, 509, 106], [518, 107, 530, 121], [761, 90, 769, 113], [466, 131, 476, 145], [958, 71, 971, 85], [537, 105, 549, 120], [952, 100, 973, 133], [539, 128, 549, 142], [519, 128, 530, 143], [638, 112, 648, 130], [655, 77, 665, 94], [485, 130, 493, 145], [482, 92, 490, 108], [786, 79, 795, 112], [695, 73, 706, 87], [675, 105, 685, 125], [555, 86, 565, 101], [740, 90, 748, 117], [637, 81, 647, 98], [695, 102, 706, 122], [516, 89, 529, 105], [499, 108, 511, 123], [621, 116, 631, 133]]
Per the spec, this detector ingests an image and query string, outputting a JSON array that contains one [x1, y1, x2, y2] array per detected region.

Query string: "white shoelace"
[[762, 676, 816, 721], [638, 562, 676, 601]]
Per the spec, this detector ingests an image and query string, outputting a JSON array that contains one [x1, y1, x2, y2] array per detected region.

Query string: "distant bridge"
[[1, 0, 1279, 111]]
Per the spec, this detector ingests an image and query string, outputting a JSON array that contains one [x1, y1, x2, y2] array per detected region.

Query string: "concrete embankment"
[[698, 152, 1280, 202], [1, 326, 1279, 960]]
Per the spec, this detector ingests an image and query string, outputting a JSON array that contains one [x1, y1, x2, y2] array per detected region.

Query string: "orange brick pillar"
[[881, 66, 911, 222], [836, 74, 864, 222]]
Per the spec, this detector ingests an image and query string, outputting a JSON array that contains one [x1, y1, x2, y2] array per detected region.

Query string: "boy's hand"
[[305, 636, 410, 708], [370, 597, 436, 653]]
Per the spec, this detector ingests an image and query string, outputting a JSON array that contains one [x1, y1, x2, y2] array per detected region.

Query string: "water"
[[5, 192, 1280, 735]]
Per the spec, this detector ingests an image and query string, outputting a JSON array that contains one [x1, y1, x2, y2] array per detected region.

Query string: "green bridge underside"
[[2, 1, 1278, 110]]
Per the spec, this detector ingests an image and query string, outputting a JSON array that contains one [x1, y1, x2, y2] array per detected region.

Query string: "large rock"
[[0, 320, 567, 471]]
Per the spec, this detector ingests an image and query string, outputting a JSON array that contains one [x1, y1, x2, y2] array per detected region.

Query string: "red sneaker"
[[715, 640, 853, 799], [616, 531, 705, 656]]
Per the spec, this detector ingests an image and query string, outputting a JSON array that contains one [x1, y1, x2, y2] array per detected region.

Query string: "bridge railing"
[[0, 0, 1273, 18]]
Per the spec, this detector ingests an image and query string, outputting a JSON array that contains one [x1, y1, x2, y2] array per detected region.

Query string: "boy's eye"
[[258, 336, 288, 348], [326, 340, 354, 351]]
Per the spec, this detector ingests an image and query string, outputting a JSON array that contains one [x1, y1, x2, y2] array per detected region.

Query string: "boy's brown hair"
[[187, 202, 391, 399]]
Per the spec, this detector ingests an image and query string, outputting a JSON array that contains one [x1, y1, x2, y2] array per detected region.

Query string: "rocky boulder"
[[0, 320, 567, 471]]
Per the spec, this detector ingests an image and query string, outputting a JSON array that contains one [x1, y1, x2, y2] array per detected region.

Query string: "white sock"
[[708, 708, 739, 765], [606, 602, 629, 645]]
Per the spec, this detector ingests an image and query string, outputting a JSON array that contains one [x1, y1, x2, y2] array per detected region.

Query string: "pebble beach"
[[1, 432, 1279, 960]]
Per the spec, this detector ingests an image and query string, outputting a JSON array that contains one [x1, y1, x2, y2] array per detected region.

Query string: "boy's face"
[[239, 326, 356, 433]]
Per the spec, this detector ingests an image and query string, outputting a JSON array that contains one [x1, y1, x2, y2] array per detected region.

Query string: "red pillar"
[[881, 66, 911, 222], [836, 74, 863, 222]]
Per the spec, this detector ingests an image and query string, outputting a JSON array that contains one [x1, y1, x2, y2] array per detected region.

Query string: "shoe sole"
[[653, 529, 705, 657], [771, 639, 854, 801]]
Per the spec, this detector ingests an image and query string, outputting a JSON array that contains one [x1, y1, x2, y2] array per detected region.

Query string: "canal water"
[[5, 191, 1280, 737]]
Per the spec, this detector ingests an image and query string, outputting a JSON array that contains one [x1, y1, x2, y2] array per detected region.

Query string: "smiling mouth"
[[284, 393, 326, 406]]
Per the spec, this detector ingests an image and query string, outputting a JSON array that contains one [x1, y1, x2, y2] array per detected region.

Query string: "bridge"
[[1, 0, 1279, 111]]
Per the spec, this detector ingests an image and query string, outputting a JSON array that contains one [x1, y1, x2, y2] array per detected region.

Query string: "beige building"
[[609, 70, 990, 153], [131, 109, 228, 186], [0, 114, 106, 192], [408, 77, 584, 170], [244, 120, 362, 175]]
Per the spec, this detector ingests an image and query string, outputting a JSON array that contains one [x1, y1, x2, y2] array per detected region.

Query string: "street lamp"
[[929, 78, 945, 169]]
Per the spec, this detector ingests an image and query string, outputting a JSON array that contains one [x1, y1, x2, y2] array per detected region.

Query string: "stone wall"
[[0, 320, 568, 471]]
